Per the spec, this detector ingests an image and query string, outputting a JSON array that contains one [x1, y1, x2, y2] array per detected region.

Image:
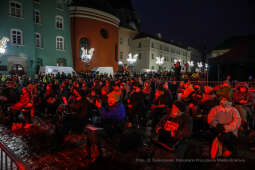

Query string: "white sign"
[[80, 47, 94, 63], [0, 36, 9, 54]]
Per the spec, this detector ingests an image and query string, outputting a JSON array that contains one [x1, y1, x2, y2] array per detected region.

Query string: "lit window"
[[34, 9, 40, 24], [56, 15, 64, 30], [10, 29, 23, 45], [35, 33, 42, 48], [9, 1, 23, 18], [56, 36, 64, 50]]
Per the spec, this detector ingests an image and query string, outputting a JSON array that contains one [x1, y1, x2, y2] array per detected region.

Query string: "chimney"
[[156, 33, 162, 39]]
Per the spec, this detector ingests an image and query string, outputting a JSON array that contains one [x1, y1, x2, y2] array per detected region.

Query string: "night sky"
[[132, 0, 255, 50]]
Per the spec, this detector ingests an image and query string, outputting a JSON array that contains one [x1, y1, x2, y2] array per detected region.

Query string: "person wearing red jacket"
[[10, 87, 32, 130]]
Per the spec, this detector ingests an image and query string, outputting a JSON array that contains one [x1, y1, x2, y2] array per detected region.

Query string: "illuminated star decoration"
[[188, 61, 194, 67], [0, 37, 9, 54], [156, 56, 164, 65], [197, 62, 203, 68], [80, 47, 94, 63], [127, 53, 138, 65]]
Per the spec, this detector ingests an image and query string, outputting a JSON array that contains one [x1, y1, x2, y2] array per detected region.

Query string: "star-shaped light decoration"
[[156, 56, 164, 66], [0, 36, 9, 54], [126, 53, 138, 65]]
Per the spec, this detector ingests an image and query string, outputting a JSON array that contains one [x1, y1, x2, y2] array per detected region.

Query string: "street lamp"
[[0, 36, 9, 54], [80, 47, 95, 66], [197, 62, 203, 72], [126, 53, 138, 72], [156, 56, 164, 71]]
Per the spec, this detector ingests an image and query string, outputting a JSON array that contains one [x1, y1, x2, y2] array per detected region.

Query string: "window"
[[138, 42, 141, 48], [9, 1, 23, 18], [151, 66, 155, 70], [151, 53, 154, 59], [120, 52, 123, 59], [56, 36, 64, 50], [138, 53, 142, 60], [160, 45, 163, 50], [171, 47, 175, 54], [128, 38, 131, 46], [100, 29, 108, 39], [151, 42, 154, 48], [56, 15, 64, 30], [34, 9, 40, 24], [10, 29, 23, 45], [56, 0, 64, 10], [35, 33, 42, 48], [33, 0, 40, 4], [120, 37, 123, 44]]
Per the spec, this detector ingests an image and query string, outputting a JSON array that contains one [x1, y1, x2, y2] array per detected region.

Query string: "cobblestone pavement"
[[0, 117, 255, 170]]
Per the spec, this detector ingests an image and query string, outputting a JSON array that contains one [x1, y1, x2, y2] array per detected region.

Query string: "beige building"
[[131, 33, 191, 72], [118, 27, 138, 67]]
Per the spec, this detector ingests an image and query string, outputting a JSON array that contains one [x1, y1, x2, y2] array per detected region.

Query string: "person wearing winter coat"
[[95, 90, 126, 136], [208, 95, 241, 158], [233, 82, 255, 129], [155, 100, 193, 147]]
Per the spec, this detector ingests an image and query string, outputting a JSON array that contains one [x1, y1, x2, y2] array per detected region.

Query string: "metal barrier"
[[0, 143, 27, 170]]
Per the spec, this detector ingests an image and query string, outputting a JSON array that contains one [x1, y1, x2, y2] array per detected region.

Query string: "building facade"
[[118, 27, 138, 67], [131, 33, 191, 72], [0, 0, 73, 75]]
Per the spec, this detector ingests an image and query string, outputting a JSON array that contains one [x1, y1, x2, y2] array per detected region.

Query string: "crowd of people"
[[0, 71, 255, 160]]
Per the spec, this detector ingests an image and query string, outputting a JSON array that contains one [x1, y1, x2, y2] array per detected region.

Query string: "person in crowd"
[[155, 100, 193, 148], [233, 82, 255, 131], [208, 92, 241, 158], [173, 61, 182, 81], [95, 90, 126, 136], [10, 87, 32, 130]]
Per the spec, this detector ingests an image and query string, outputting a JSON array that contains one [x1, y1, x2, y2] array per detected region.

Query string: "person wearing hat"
[[155, 100, 193, 147], [233, 82, 255, 130], [95, 90, 126, 136], [208, 95, 241, 158]]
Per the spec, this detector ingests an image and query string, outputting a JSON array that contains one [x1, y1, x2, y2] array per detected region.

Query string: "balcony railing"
[[0, 143, 27, 170]]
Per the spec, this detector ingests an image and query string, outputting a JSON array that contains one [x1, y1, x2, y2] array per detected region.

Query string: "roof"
[[212, 35, 255, 51], [209, 38, 255, 64], [133, 33, 188, 49]]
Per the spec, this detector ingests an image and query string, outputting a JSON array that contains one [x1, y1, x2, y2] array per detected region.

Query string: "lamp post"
[[187, 60, 194, 73], [80, 47, 95, 67], [156, 56, 164, 72], [126, 53, 138, 72], [0, 36, 9, 54], [197, 62, 203, 72]]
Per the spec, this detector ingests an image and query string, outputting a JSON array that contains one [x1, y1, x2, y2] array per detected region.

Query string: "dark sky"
[[132, 0, 255, 50]]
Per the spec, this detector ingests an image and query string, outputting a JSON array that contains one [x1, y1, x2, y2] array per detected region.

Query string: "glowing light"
[[197, 62, 203, 68], [187, 60, 194, 67], [156, 56, 164, 65], [118, 61, 123, 65], [80, 47, 94, 63], [0, 36, 9, 54], [127, 53, 138, 65], [174, 59, 181, 63]]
